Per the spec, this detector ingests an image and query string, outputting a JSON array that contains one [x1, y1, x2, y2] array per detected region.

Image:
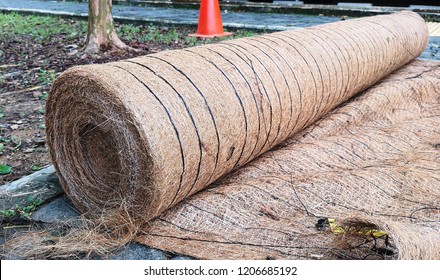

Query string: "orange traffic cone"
[[189, 0, 232, 38]]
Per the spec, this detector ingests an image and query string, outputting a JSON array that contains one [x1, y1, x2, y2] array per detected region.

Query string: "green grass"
[[0, 196, 44, 218], [137, 25, 259, 46], [31, 165, 42, 171], [185, 35, 198, 47], [39, 91, 49, 101], [118, 24, 181, 44], [0, 12, 87, 41], [0, 12, 260, 45], [139, 25, 179, 44], [183, 29, 258, 46], [160, 29, 180, 44], [117, 23, 141, 41], [36, 70, 56, 85], [231, 30, 258, 39]]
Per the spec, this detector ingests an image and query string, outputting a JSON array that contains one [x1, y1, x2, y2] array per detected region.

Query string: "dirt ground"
[[0, 13, 260, 184]]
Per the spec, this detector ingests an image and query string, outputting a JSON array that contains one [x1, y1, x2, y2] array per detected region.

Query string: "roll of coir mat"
[[139, 59, 440, 260], [46, 11, 438, 259]]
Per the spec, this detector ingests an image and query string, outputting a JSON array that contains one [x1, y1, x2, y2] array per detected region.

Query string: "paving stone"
[[421, 37, 440, 61], [409, 5, 440, 10], [109, 243, 168, 260], [0, 166, 63, 211], [31, 196, 80, 223], [170, 255, 196, 260]]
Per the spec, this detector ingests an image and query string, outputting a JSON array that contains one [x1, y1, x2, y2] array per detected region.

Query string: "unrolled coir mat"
[[46, 11, 439, 259]]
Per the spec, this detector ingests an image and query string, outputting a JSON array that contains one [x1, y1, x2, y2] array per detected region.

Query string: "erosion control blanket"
[[46, 11, 440, 259]]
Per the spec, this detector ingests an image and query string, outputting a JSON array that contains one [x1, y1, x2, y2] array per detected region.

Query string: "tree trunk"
[[84, 0, 130, 54]]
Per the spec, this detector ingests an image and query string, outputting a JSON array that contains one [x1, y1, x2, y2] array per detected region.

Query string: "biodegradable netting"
[[139, 60, 440, 259], [44, 11, 439, 259]]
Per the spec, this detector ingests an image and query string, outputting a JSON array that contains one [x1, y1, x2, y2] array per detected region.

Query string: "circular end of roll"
[[46, 67, 157, 222]]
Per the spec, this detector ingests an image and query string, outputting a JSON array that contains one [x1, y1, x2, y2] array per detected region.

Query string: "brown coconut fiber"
[[45, 11, 440, 259]]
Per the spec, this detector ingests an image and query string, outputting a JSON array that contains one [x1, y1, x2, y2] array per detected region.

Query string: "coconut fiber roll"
[[46, 11, 428, 223], [139, 59, 440, 260]]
